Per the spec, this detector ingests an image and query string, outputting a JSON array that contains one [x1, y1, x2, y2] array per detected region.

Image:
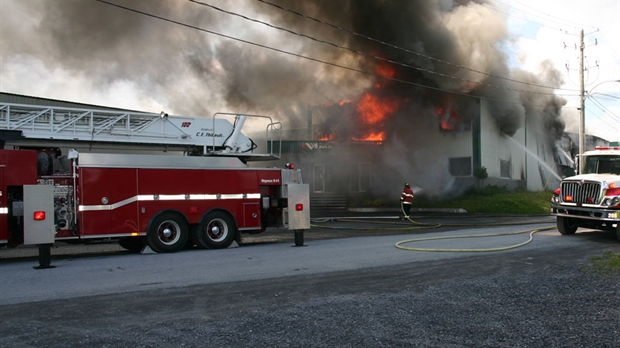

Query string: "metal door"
[[313, 164, 325, 193]]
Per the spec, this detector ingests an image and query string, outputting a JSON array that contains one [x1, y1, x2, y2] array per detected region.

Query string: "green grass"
[[352, 186, 554, 214], [587, 251, 620, 277], [410, 187, 553, 215]]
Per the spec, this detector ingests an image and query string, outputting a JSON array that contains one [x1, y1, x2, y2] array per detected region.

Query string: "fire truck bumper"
[[551, 205, 620, 222]]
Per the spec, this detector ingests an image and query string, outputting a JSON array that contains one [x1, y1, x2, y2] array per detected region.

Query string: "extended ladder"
[[0, 103, 282, 159]]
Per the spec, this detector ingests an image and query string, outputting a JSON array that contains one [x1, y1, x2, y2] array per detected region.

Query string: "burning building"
[[244, 0, 571, 208], [2, 0, 573, 208]]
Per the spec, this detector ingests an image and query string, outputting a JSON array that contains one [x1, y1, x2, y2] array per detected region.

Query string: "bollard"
[[34, 244, 56, 269], [293, 229, 305, 247]]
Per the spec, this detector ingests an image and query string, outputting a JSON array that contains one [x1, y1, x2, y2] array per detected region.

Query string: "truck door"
[[79, 167, 139, 236]]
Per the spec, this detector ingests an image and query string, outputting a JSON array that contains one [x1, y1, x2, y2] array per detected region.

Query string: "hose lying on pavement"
[[310, 207, 442, 231], [394, 226, 557, 252]]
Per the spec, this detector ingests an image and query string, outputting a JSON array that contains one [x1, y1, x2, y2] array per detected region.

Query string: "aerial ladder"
[[0, 102, 282, 160]]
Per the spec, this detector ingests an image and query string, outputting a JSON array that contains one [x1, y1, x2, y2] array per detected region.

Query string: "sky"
[[501, 0, 620, 142], [0, 0, 618, 142]]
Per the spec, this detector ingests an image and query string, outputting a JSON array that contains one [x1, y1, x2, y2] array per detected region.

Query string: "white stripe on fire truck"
[[78, 193, 261, 212], [0, 207, 7, 214]]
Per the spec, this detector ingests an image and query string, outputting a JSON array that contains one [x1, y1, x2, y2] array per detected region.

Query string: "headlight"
[[601, 196, 620, 207]]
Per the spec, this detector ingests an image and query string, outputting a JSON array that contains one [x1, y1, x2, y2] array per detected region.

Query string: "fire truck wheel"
[[616, 226, 620, 242], [557, 217, 578, 235], [118, 237, 145, 253], [147, 212, 189, 253], [195, 211, 236, 249]]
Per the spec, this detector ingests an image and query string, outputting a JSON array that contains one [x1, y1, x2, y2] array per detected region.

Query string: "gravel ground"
[[1, 245, 618, 348]]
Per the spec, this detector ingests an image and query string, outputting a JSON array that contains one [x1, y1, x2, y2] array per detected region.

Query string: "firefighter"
[[400, 182, 414, 219]]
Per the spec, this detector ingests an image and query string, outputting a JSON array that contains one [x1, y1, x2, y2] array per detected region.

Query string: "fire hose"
[[394, 226, 556, 252], [310, 202, 556, 252], [395, 201, 557, 252]]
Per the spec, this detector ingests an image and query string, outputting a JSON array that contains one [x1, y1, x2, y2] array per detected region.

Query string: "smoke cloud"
[[1, 0, 567, 198]]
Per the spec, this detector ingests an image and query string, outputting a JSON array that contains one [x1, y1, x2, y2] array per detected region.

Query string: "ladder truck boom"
[[0, 103, 282, 158]]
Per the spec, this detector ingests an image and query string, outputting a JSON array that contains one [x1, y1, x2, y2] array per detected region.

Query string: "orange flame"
[[374, 58, 396, 88], [322, 59, 402, 143], [319, 133, 335, 141], [355, 93, 400, 142], [437, 106, 457, 131]]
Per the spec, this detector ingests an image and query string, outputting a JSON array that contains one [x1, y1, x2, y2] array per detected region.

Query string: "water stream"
[[504, 134, 563, 181]]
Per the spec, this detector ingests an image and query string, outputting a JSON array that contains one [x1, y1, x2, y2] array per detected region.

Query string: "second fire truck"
[[0, 102, 310, 253], [551, 146, 620, 242]]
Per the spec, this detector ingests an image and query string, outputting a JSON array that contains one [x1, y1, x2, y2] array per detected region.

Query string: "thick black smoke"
[[1, 0, 567, 196]]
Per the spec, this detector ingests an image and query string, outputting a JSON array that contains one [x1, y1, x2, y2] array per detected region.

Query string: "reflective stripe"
[[79, 193, 260, 212], [0, 207, 7, 214]]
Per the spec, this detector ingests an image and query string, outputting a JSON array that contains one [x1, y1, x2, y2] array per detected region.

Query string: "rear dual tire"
[[193, 211, 236, 249], [147, 212, 189, 253]]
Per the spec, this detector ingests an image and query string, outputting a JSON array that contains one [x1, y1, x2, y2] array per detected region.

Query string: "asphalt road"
[[1, 213, 619, 347]]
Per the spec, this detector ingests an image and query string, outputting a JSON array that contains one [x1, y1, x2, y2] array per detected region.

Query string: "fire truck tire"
[[147, 212, 189, 253], [616, 226, 620, 242], [557, 216, 578, 235], [194, 211, 236, 249], [118, 237, 146, 253]]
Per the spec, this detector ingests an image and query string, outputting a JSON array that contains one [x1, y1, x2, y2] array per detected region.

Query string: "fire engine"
[[0, 102, 310, 253], [551, 146, 620, 242]]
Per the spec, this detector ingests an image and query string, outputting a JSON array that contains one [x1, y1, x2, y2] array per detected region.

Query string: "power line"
[[589, 92, 620, 101], [585, 108, 619, 131], [92, 0, 567, 109], [493, 0, 597, 31], [588, 95, 620, 123], [252, 0, 580, 93], [189, 0, 578, 98]]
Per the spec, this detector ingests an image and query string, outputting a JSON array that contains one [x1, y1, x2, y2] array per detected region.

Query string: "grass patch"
[[350, 186, 553, 214], [586, 251, 620, 277], [411, 187, 553, 214]]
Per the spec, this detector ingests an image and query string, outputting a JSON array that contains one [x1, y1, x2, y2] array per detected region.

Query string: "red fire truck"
[[0, 103, 310, 253]]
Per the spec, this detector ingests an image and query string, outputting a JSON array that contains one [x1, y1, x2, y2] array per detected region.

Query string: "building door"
[[313, 164, 325, 193], [355, 162, 371, 192]]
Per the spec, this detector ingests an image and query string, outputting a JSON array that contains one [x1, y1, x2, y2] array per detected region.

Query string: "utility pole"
[[578, 29, 585, 173]]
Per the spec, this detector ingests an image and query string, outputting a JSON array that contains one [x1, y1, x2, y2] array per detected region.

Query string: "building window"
[[351, 162, 371, 192], [500, 159, 512, 178], [449, 157, 472, 176]]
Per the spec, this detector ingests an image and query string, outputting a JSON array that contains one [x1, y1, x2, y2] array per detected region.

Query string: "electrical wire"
[[190, 0, 578, 97], [586, 96, 620, 131], [588, 96, 620, 122], [253, 0, 583, 93], [493, 0, 596, 31], [92, 0, 569, 109]]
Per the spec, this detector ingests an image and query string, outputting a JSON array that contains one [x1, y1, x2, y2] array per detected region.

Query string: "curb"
[[347, 207, 468, 214]]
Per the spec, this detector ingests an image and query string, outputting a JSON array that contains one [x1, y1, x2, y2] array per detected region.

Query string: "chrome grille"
[[560, 181, 602, 204]]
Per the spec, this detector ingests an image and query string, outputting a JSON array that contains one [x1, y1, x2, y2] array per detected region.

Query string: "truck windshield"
[[583, 155, 620, 174]]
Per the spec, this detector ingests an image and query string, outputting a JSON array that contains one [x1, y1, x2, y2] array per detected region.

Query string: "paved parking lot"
[[1, 213, 618, 347]]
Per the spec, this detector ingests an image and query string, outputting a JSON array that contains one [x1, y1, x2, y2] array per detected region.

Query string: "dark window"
[[500, 159, 511, 178], [449, 157, 472, 176]]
